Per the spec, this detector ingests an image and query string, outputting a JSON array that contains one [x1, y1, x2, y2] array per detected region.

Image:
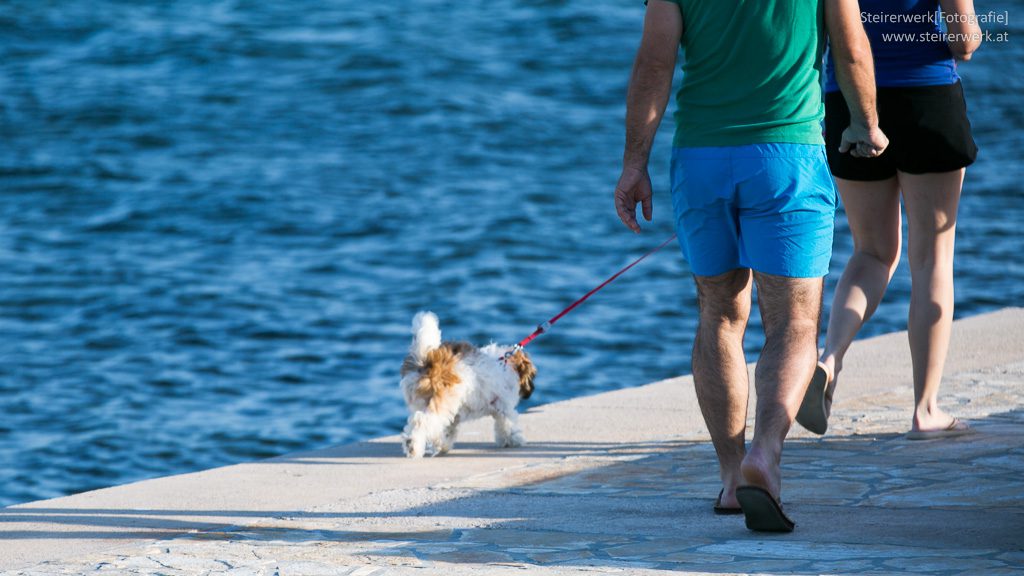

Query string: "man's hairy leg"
[[742, 272, 823, 500], [692, 269, 753, 509]]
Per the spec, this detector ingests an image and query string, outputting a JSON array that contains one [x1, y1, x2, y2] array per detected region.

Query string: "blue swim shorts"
[[669, 143, 838, 278]]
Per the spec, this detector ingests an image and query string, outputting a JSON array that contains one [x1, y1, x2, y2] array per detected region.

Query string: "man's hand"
[[838, 123, 889, 158], [826, 0, 884, 157], [614, 166, 653, 233], [614, 1, 679, 234]]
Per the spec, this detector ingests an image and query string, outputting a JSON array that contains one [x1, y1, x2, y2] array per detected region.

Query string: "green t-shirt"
[[663, 0, 826, 147]]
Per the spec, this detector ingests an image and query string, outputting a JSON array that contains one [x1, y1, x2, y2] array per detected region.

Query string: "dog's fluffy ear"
[[508, 350, 536, 400], [400, 354, 419, 377]]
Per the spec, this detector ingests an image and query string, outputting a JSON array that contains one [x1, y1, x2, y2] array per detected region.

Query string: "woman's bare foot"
[[906, 415, 973, 440], [912, 406, 968, 433], [819, 354, 841, 417]]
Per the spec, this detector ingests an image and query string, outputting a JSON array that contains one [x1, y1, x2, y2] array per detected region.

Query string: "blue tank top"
[[824, 0, 958, 92]]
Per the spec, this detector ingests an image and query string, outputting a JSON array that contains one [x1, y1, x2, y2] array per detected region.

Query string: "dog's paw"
[[403, 436, 424, 458], [498, 430, 526, 448]]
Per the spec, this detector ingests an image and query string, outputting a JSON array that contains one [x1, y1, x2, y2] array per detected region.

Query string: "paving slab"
[[2, 308, 1023, 575]]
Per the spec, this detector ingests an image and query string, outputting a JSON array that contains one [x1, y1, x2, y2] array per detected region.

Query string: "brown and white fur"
[[400, 311, 536, 458]]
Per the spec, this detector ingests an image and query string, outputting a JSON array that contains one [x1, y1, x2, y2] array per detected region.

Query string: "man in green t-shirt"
[[614, 0, 888, 532]]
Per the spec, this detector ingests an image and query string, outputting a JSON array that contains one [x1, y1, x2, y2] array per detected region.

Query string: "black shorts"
[[824, 81, 978, 181]]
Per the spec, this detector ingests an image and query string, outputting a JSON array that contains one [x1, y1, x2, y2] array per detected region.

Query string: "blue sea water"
[[0, 1, 1021, 507]]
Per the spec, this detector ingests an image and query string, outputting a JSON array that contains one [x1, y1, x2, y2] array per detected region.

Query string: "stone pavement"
[[2, 309, 1023, 575]]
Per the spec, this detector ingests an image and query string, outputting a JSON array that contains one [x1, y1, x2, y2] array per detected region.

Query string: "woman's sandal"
[[796, 361, 833, 435]]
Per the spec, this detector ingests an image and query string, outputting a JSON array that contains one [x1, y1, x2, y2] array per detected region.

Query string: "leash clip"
[[500, 343, 524, 366]]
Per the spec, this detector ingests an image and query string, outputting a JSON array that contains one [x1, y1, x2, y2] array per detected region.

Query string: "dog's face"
[[505, 348, 536, 400]]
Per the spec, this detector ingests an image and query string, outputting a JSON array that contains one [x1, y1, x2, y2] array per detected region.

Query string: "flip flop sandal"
[[796, 362, 832, 435], [736, 486, 795, 533]]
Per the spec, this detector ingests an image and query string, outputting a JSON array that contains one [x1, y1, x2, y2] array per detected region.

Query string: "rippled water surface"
[[1, 1, 1021, 506]]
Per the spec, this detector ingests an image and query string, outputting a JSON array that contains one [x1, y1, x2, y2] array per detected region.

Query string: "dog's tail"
[[409, 311, 442, 364]]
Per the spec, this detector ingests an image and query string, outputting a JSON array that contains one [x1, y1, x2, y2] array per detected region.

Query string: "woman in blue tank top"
[[797, 0, 981, 439]]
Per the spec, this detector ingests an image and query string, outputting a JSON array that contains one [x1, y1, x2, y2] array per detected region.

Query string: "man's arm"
[[939, 0, 981, 60], [615, 0, 681, 233], [825, 0, 888, 158]]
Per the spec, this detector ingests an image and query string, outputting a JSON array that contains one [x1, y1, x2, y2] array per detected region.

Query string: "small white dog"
[[399, 311, 536, 458]]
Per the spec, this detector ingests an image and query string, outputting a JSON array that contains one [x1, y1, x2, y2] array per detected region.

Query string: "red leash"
[[509, 233, 678, 355]]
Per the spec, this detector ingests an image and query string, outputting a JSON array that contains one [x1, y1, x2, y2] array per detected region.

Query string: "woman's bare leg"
[[899, 169, 965, 432], [820, 177, 902, 390]]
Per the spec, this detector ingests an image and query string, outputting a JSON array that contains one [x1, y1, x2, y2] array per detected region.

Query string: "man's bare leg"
[[741, 272, 823, 499], [692, 269, 753, 509]]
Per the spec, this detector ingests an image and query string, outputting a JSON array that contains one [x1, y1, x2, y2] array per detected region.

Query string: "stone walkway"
[[2, 309, 1023, 575]]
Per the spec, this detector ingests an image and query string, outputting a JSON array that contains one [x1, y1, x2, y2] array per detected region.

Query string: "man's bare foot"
[[716, 468, 743, 509], [739, 446, 782, 500], [735, 440, 794, 532], [717, 486, 740, 509]]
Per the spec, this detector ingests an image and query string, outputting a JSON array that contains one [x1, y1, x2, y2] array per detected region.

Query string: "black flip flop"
[[796, 362, 831, 435], [714, 489, 743, 515], [735, 486, 795, 532]]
